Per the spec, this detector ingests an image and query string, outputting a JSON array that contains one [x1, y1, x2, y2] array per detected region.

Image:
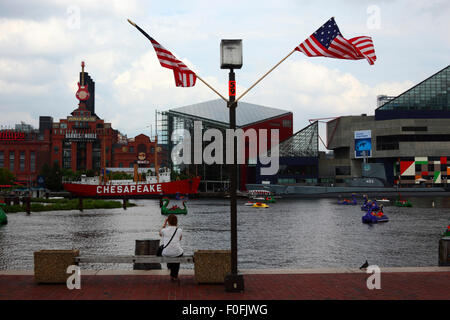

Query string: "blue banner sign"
[[354, 130, 372, 158]]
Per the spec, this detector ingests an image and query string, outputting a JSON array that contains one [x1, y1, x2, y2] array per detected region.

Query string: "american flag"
[[130, 22, 196, 87], [295, 17, 376, 65]]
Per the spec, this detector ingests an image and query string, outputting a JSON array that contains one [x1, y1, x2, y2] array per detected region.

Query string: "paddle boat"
[[244, 201, 255, 206], [443, 225, 450, 237], [338, 193, 357, 205], [362, 205, 389, 224], [0, 202, 7, 225], [263, 196, 276, 203], [395, 199, 412, 207], [252, 202, 269, 208], [160, 197, 187, 215], [361, 195, 380, 211]]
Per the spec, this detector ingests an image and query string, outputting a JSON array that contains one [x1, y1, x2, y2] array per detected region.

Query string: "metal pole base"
[[224, 273, 244, 292]]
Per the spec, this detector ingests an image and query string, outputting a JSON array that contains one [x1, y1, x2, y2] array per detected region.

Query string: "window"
[[30, 152, 36, 172], [0, 151, 3, 167], [402, 126, 427, 132], [129, 147, 134, 153], [54, 146, 59, 154], [9, 151, 14, 172], [119, 163, 123, 168], [63, 149, 71, 169], [19, 151, 25, 171], [282, 119, 292, 128], [61, 123, 67, 129]]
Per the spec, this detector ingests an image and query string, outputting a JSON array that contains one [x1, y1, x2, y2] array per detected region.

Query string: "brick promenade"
[[0, 268, 449, 300]]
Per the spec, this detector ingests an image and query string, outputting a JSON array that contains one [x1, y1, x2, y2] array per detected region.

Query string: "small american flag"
[[295, 17, 376, 65], [131, 22, 196, 87]]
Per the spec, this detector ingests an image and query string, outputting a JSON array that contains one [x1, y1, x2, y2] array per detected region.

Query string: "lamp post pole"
[[228, 69, 238, 275], [221, 39, 244, 292]]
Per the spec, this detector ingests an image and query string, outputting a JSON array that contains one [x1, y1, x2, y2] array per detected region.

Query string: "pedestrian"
[[159, 214, 183, 281]]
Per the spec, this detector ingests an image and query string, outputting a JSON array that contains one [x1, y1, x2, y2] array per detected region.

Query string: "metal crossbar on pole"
[[236, 49, 296, 102], [196, 75, 229, 102]]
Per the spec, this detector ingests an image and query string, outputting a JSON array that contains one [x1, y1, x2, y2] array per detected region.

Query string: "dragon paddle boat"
[[362, 204, 389, 224], [338, 194, 357, 205], [443, 225, 450, 237], [160, 197, 187, 215], [0, 202, 7, 225], [395, 199, 412, 207], [263, 196, 276, 204]]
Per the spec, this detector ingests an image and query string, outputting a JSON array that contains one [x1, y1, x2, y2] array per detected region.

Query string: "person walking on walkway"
[[159, 214, 183, 281]]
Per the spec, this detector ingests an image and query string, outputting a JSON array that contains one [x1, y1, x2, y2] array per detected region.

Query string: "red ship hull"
[[63, 177, 201, 197]]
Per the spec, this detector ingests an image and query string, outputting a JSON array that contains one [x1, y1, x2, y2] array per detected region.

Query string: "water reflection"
[[0, 197, 449, 270]]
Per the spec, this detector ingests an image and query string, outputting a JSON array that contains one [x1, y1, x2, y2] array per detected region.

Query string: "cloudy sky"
[[0, 0, 449, 141]]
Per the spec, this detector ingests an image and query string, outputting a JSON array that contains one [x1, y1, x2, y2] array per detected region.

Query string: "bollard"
[[134, 239, 161, 270], [26, 197, 31, 214], [123, 197, 127, 210], [78, 197, 83, 212], [439, 237, 450, 266]]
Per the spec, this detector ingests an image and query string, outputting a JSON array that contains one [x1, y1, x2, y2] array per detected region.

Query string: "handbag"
[[157, 227, 178, 256]]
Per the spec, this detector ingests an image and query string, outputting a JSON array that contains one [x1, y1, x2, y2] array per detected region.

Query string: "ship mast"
[[155, 135, 159, 183]]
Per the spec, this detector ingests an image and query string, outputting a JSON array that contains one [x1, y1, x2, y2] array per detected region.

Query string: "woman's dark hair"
[[167, 214, 178, 226]]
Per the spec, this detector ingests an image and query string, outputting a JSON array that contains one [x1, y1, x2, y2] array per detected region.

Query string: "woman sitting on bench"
[[159, 214, 183, 281]]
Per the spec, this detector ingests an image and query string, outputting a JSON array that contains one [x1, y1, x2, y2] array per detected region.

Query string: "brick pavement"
[[0, 269, 449, 300]]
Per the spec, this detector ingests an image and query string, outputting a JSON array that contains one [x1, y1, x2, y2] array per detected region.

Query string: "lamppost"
[[221, 39, 244, 292]]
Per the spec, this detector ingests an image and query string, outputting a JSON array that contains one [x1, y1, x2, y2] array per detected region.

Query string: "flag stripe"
[[295, 18, 376, 65], [132, 23, 197, 87]]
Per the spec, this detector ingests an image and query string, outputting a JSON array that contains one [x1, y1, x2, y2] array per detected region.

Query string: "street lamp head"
[[220, 39, 242, 69]]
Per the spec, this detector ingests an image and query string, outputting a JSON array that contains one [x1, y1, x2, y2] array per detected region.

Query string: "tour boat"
[[63, 169, 201, 198]]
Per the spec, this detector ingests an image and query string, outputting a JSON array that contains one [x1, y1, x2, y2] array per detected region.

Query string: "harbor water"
[[0, 197, 449, 270]]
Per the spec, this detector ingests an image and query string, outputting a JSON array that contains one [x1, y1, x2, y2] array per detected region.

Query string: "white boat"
[[247, 190, 272, 199]]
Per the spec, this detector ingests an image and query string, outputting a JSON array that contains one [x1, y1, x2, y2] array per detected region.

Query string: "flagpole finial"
[[127, 19, 136, 27]]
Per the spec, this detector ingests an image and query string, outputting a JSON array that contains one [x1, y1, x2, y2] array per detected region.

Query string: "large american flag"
[[131, 22, 196, 87], [295, 17, 376, 65]]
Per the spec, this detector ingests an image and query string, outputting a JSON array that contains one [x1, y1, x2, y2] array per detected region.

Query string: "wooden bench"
[[75, 255, 194, 265]]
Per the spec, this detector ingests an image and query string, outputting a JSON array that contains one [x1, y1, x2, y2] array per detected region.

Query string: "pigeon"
[[359, 260, 369, 270]]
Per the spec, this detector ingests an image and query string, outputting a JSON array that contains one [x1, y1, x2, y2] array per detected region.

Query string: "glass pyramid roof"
[[278, 121, 318, 157], [377, 65, 449, 111]]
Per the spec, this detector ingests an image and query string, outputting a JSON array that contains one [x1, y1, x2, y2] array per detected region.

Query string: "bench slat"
[[75, 255, 194, 264]]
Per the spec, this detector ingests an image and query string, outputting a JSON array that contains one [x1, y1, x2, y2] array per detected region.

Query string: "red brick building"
[[0, 127, 51, 184], [0, 63, 162, 185]]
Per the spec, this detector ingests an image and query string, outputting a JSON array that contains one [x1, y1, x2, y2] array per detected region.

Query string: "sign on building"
[[354, 130, 372, 158]]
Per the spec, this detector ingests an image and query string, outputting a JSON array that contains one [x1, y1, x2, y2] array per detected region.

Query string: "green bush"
[[3, 198, 135, 212]]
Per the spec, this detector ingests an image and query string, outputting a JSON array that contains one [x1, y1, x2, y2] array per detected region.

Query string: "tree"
[[40, 162, 63, 191], [0, 168, 15, 185]]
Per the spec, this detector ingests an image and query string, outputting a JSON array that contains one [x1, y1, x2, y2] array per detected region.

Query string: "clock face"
[[138, 152, 146, 160]]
